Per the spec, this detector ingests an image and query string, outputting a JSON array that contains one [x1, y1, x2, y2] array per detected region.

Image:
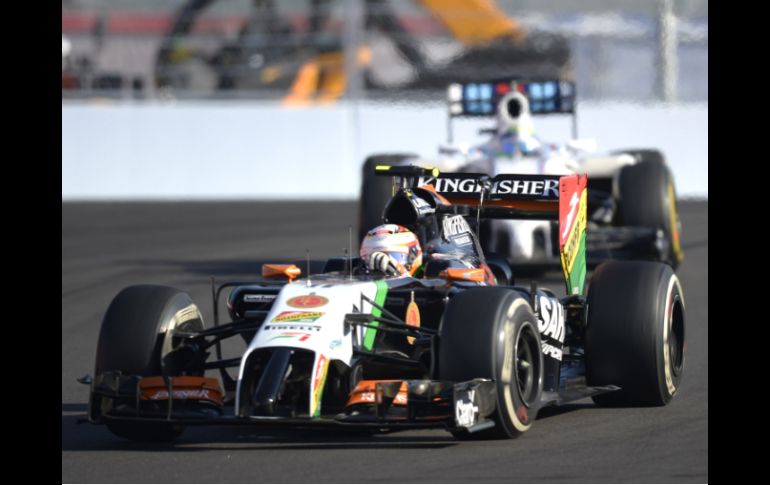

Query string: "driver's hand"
[[369, 252, 401, 276]]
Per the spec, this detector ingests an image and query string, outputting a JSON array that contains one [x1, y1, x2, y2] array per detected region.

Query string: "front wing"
[[90, 372, 498, 434]]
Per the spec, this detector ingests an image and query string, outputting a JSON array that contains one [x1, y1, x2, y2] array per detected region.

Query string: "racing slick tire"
[[586, 261, 685, 407], [358, 153, 416, 241], [615, 149, 684, 269], [439, 288, 543, 439], [93, 285, 205, 442]]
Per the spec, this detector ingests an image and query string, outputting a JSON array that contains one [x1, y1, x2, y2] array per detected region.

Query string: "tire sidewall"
[[95, 285, 205, 377], [654, 271, 686, 404], [493, 296, 543, 435], [586, 262, 686, 406]]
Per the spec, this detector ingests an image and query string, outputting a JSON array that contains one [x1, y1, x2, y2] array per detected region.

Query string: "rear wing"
[[375, 166, 587, 295], [445, 78, 578, 141]]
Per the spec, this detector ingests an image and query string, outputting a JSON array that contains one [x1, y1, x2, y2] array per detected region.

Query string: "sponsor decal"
[[442, 215, 472, 238], [311, 354, 329, 417], [418, 175, 560, 198], [541, 342, 563, 361], [286, 294, 329, 309], [243, 294, 276, 303], [271, 311, 324, 323], [263, 324, 321, 332], [267, 331, 313, 342], [561, 192, 580, 242], [492, 179, 559, 197], [412, 195, 436, 216], [537, 296, 565, 343], [359, 392, 376, 403], [329, 338, 342, 350], [149, 389, 211, 400], [452, 234, 472, 246], [455, 389, 479, 428]]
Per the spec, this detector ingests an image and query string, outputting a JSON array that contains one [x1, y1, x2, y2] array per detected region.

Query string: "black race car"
[[86, 166, 685, 441]]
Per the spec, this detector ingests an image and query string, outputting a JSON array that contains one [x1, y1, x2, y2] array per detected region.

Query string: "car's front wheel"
[[439, 288, 543, 439], [92, 285, 205, 441]]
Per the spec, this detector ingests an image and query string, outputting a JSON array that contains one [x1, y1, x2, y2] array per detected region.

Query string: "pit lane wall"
[[62, 101, 707, 199]]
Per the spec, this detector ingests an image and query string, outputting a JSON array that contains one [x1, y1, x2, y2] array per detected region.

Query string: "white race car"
[[359, 78, 683, 271]]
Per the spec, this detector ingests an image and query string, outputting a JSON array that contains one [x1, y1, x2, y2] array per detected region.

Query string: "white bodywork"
[[235, 277, 390, 415]]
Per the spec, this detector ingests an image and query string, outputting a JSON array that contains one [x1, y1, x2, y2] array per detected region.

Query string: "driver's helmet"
[[493, 90, 541, 156], [360, 224, 423, 277]]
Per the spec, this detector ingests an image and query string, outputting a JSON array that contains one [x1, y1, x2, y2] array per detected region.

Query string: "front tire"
[[439, 288, 543, 439], [586, 261, 685, 406], [92, 285, 205, 441]]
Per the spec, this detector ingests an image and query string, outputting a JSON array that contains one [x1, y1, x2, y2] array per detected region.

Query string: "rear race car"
[[358, 78, 684, 270], [86, 166, 685, 441]]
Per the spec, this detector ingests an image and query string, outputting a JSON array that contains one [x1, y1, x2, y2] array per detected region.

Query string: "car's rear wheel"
[[615, 149, 683, 269], [92, 285, 205, 441], [439, 288, 543, 439], [586, 261, 685, 406]]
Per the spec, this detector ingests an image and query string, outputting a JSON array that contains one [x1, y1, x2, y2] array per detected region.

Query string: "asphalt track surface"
[[62, 201, 708, 483]]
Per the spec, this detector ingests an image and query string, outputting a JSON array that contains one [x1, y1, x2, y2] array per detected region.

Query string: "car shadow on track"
[[62, 403, 458, 452], [63, 401, 602, 452]]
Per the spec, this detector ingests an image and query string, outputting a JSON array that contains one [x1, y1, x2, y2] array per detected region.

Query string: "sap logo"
[[537, 296, 565, 343]]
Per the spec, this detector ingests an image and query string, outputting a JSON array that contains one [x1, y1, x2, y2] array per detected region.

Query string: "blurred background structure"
[[62, 0, 707, 102], [62, 0, 707, 199]]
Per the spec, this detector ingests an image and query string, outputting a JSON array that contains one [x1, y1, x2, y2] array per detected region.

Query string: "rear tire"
[[93, 285, 205, 441], [616, 150, 683, 269], [586, 261, 685, 406], [439, 288, 543, 439], [358, 153, 416, 241]]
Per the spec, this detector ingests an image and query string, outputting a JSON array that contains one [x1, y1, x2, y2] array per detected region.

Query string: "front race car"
[[87, 166, 685, 442], [88, 273, 504, 435]]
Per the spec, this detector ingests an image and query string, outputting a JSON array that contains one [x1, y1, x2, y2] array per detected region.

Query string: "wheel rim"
[[161, 301, 204, 375], [515, 324, 538, 406], [669, 295, 685, 377]]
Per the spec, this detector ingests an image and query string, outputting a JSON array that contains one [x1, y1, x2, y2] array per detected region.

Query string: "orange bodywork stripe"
[[444, 198, 559, 212], [262, 264, 301, 281], [417, 184, 453, 206], [139, 376, 224, 405], [439, 267, 486, 283], [346, 380, 408, 407]]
